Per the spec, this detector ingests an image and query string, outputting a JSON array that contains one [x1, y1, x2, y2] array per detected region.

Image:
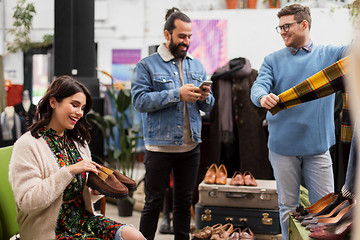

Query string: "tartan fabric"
[[288, 41, 313, 55], [269, 56, 353, 142], [341, 92, 353, 143]]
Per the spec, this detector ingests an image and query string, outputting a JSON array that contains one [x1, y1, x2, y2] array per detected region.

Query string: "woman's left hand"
[[90, 189, 101, 195]]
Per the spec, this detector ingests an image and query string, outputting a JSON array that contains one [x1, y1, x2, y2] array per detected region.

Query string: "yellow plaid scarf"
[[269, 56, 352, 142]]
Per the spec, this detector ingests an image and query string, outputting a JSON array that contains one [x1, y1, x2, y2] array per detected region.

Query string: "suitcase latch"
[[201, 209, 212, 222], [260, 189, 271, 200], [209, 189, 218, 198], [262, 213, 273, 225], [239, 218, 248, 223]]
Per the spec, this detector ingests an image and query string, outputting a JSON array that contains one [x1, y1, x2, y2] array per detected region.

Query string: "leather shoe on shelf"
[[309, 220, 352, 240], [99, 165, 137, 191], [240, 228, 255, 240], [301, 195, 342, 222], [230, 171, 244, 186], [292, 193, 334, 217], [192, 224, 222, 240], [87, 171, 128, 199], [296, 195, 338, 221], [215, 164, 228, 185], [210, 223, 233, 240], [305, 193, 334, 210], [243, 171, 257, 186], [301, 200, 351, 227], [306, 204, 354, 230], [310, 194, 343, 219], [204, 163, 218, 184]]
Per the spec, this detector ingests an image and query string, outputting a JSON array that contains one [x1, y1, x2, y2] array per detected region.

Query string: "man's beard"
[[169, 37, 189, 59]]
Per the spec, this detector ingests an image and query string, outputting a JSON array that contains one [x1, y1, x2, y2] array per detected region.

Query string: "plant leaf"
[[116, 89, 131, 113]]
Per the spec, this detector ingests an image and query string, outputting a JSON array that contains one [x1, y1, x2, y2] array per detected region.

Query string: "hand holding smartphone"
[[199, 80, 213, 90]]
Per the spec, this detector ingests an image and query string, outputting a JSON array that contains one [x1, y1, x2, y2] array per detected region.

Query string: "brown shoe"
[[240, 228, 254, 239], [243, 171, 257, 186], [204, 163, 218, 184], [87, 170, 128, 199], [100, 165, 137, 191], [192, 224, 222, 239], [215, 164, 227, 185], [228, 228, 241, 240], [229, 171, 244, 186], [210, 223, 233, 240]]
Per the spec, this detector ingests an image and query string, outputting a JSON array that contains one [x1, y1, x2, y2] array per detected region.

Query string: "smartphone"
[[199, 80, 213, 90]]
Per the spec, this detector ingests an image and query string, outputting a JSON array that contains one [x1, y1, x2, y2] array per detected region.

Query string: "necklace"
[[57, 136, 71, 164]]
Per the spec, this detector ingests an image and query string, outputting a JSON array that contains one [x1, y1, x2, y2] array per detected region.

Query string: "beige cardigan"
[[9, 131, 102, 240]]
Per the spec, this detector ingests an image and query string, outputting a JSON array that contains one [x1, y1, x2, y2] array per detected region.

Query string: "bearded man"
[[131, 7, 214, 240]]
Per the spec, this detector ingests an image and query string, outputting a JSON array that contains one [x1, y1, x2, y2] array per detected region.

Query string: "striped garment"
[[269, 56, 353, 142]]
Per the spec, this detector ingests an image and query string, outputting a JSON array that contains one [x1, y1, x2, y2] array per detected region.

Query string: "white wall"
[[0, 0, 354, 85]]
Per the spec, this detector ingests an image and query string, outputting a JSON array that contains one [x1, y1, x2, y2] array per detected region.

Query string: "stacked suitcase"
[[195, 179, 282, 238]]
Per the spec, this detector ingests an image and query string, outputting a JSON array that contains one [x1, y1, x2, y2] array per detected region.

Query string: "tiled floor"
[[103, 202, 176, 240], [99, 162, 184, 240], [103, 162, 282, 240]]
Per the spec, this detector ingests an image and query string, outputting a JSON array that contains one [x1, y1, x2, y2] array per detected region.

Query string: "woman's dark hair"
[[29, 75, 93, 146], [277, 4, 312, 30], [164, 7, 191, 33]]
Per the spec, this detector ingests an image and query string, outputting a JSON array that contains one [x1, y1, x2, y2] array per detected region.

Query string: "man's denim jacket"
[[131, 46, 215, 146]]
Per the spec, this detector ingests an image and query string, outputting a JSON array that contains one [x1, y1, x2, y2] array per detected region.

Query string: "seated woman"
[[9, 75, 145, 240]]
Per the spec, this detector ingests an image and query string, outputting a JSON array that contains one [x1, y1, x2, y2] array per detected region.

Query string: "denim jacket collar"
[[158, 43, 194, 62]]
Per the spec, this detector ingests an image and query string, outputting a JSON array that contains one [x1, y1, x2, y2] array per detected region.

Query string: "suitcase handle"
[[225, 192, 250, 198]]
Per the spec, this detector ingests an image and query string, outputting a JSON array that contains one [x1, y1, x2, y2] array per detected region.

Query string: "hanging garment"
[[210, 58, 272, 179], [211, 57, 252, 143], [0, 110, 26, 147], [14, 102, 36, 128]]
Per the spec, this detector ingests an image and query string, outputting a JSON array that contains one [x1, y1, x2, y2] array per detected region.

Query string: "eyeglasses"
[[276, 21, 303, 33]]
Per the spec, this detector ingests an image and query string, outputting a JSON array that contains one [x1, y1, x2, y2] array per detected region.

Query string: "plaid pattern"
[[269, 56, 353, 142], [288, 41, 313, 55], [341, 92, 353, 142]]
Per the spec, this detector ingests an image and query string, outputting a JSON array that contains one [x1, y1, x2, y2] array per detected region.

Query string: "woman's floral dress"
[[40, 128, 123, 240]]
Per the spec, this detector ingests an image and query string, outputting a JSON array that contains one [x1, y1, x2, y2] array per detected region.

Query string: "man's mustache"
[[178, 43, 189, 49]]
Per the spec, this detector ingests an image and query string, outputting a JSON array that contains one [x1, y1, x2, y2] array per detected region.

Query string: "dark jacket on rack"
[[209, 57, 273, 179]]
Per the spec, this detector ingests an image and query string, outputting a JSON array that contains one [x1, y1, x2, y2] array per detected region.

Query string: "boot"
[[159, 188, 174, 234]]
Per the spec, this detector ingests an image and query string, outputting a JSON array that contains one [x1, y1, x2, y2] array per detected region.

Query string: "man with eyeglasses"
[[250, 4, 346, 239]]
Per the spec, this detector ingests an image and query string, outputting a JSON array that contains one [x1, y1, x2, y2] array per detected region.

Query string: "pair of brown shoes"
[[87, 165, 137, 199], [204, 164, 227, 185], [229, 171, 257, 186], [192, 223, 233, 240]]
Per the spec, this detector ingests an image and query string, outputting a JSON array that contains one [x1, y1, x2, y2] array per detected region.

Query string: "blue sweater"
[[251, 44, 345, 156]]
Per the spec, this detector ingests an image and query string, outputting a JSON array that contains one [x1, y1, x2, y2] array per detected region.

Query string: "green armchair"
[[0, 146, 19, 239]]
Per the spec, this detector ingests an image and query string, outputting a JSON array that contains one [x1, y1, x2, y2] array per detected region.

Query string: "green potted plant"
[[87, 69, 141, 216], [7, 0, 36, 53], [7, 0, 53, 53]]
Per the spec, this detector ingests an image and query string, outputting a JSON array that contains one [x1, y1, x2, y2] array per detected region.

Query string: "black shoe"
[[159, 216, 174, 234]]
